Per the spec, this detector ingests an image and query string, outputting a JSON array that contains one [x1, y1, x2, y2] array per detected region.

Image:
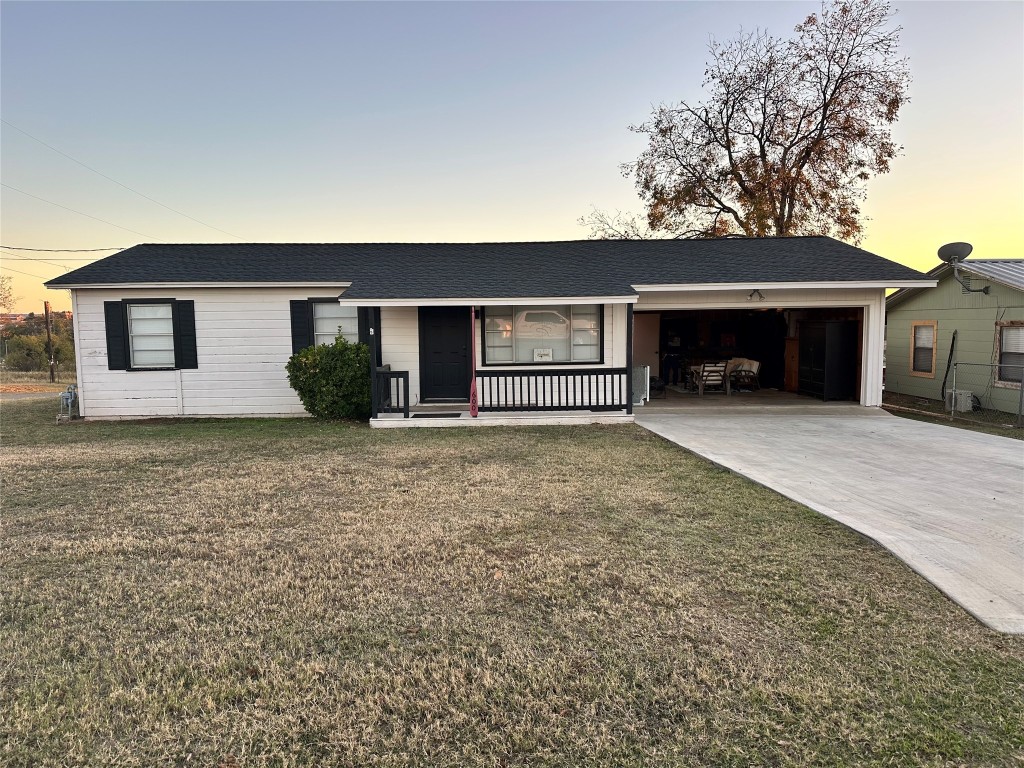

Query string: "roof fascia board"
[[338, 296, 638, 307], [958, 265, 1024, 293], [48, 282, 353, 290], [638, 297, 881, 311], [633, 280, 936, 292], [887, 263, 1023, 310]]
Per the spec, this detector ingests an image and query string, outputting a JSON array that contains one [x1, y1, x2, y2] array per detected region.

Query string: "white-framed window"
[[910, 320, 936, 377], [312, 302, 359, 346], [996, 323, 1024, 384], [483, 304, 602, 365], [127, 303, 175, 369]]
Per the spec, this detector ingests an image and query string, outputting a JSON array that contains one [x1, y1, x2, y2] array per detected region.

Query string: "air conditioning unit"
[[945, 390, 974, 413]]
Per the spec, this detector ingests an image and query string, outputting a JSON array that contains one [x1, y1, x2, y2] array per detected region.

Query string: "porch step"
[[371, 411, 634, 428]]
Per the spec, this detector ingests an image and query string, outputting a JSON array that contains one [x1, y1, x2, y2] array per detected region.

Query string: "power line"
[[1, 264, 48, 279], [1, 183, 165, 241], [2, 253, 70, 268], [2, 119, 244, 240], [1, 246, 120, 264], [0, 245, 123, 252], [1, 255, 104, 262]]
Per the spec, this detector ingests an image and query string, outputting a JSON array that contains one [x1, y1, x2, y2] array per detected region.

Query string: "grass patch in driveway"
[[2, 398, 1022, 766]]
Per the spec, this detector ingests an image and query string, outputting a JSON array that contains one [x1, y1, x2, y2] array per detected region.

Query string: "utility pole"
[[44, 301, 56, 383]]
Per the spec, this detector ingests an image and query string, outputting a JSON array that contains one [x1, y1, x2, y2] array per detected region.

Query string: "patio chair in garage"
[[697, 361, 730, 396], [731, 359, 761, 391]]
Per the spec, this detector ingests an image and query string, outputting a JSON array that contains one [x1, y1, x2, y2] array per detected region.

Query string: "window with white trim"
[[312, 302, 359, 346], [483, 304, 602, 364], [911, 321, 936, 376], [127, 303, 175, 369], [997, 324, 1024, 384]]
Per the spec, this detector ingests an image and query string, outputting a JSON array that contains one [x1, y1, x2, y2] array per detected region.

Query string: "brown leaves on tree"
[[588, 0, 910, 243]]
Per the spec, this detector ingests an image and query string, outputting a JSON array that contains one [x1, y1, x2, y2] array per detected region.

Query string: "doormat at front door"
[[411, 412, 464, 418]]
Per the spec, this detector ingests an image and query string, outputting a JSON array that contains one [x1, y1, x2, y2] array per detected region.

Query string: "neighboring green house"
[[886, 259, 1024, 414]]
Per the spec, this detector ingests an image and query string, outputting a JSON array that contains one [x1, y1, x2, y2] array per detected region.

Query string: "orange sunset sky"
[[2, 1, 1022, 313]]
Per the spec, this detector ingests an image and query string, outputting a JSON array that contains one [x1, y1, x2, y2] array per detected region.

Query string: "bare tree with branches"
[[0, 275, 18, 313], [585, 0, 909, 242]]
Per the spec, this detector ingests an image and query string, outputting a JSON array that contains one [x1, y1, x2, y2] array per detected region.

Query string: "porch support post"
[[861, 294, 885, 407], [626, 303, 634, 415], [369, 325, 379, 418]]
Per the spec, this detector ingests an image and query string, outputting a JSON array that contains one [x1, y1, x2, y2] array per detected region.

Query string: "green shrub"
[[286, 337, 372, 420], [2, 333, 75, 373]]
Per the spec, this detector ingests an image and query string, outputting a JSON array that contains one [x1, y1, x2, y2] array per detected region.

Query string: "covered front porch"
[[363, 300, 637, 428], [353, 270, 906, 427], [362, 290, 889, 427], [370, 359, 635, 427]]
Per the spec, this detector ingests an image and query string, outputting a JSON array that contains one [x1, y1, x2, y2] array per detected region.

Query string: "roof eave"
[[48, 281, 354, 290], [887, 263, 1024, 310], [337, 295, 639, 306], [633, 279, 936, 292], [958, 266, 1024, 293]]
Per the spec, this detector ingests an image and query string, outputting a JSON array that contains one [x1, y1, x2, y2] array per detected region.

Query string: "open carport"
[[636, 405, 1024, 633], [634, 306, 863, 400]]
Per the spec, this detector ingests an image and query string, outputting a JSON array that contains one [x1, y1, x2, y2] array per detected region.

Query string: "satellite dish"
[[937, 242, 973, 263], [940, 241, 989, 294]]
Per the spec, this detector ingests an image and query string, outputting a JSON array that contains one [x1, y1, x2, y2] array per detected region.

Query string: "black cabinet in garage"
[[798, 320, 858, 401]]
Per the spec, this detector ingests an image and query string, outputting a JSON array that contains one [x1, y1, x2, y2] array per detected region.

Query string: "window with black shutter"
[[290, 299, 376, 357], [103, 299, 198, 370]]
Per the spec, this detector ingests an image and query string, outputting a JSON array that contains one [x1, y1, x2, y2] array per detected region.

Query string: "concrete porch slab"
[[371, 411, 634, 428]]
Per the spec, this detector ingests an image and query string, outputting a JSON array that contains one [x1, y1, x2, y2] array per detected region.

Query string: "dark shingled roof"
[[46, 237, 929, 298]]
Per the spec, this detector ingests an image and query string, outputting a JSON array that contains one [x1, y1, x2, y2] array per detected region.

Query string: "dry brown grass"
[[2, 398, 1022, 767], [883, 392, 1024, 440], [0, 370, 73, 392]]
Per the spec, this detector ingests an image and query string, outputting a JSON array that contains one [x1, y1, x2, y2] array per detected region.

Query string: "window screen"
[[912, 323, 935, 373], [127, 303, 175, 368], [313, 303, 359, 346], [484, 305, 601, 364], [999, 326, 1024, 383]]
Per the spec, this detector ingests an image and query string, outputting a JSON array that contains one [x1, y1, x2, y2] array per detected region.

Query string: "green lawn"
[[2, 398, 1022, 767]]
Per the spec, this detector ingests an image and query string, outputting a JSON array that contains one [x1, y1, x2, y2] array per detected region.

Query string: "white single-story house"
[[45, 237, 934, 425]]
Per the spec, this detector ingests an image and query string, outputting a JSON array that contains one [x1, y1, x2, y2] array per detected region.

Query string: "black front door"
[[419, 306, 471, 401]]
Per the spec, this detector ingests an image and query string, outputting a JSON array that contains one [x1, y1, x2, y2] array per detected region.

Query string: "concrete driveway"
[[636, 404, 1024, 634]]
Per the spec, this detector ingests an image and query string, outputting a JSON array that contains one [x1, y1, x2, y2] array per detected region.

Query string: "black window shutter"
[[290, 299, 313, 354], [357, 307, 370, 345], [357, 307, 383, 366], [174, 300, 198, 369], [104, 301, 128, 370]]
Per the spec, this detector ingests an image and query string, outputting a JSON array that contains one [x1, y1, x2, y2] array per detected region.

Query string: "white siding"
[[74, 286, 349, 418], [75, 293, 630, 416], [380, 306, 421, 404]]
